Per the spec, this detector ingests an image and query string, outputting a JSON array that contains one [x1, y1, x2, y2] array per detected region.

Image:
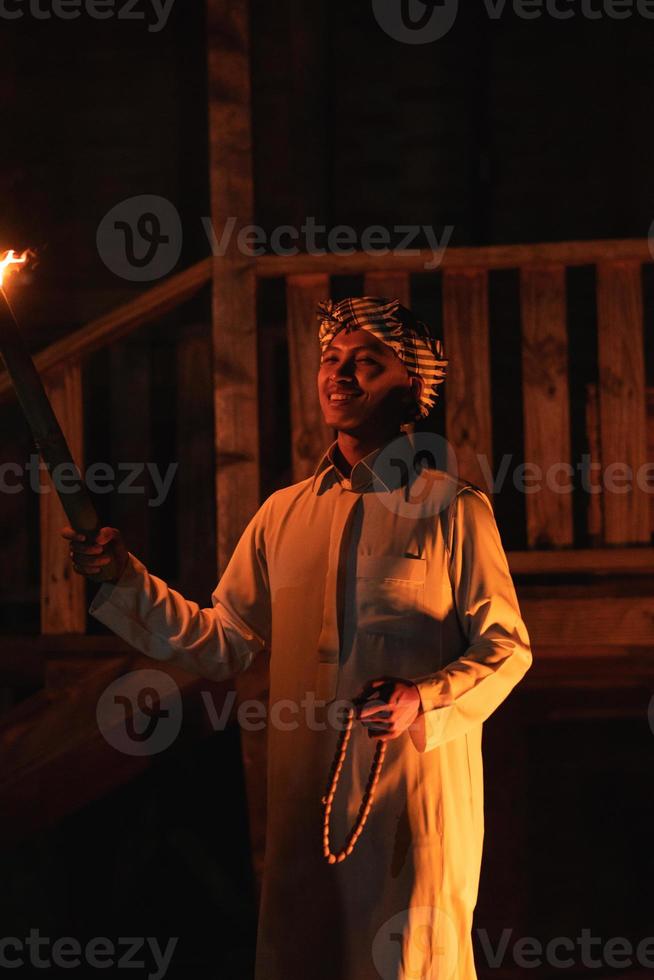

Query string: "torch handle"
[[0, 290, 120, 582]]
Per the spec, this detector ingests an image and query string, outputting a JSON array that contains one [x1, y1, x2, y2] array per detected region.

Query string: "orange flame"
[[0, 249, 30, 289]]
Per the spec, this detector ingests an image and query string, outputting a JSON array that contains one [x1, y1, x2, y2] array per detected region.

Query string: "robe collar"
[[311, 433, 414, 494]]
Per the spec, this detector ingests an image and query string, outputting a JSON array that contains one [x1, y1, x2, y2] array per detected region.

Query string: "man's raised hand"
[[61, 525, 129, 584]]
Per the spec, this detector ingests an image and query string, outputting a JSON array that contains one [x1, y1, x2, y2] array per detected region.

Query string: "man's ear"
[[400, 375, 423, 426], [409, 375, 423, 417]]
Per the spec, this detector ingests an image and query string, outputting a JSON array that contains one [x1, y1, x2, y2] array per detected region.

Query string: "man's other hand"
[[355, 676, 421, 742]]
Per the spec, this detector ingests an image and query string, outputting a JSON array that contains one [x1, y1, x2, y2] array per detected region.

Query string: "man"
[[63, 296, 532, 980]]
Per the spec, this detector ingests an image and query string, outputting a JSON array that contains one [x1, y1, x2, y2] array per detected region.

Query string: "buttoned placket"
[[314, 481, 362, 703], [311, 440, 403, 703]]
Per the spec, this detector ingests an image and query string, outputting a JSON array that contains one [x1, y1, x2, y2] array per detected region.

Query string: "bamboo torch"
[[0, 250, 118, 581]]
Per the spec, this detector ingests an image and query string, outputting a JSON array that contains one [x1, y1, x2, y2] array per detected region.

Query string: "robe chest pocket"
[[356, 554, 426, 636]]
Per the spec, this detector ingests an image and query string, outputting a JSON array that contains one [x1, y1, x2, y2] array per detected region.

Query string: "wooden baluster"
[[286, 273, 333, 482], [40, 360, 86, 634], [520, 265, 573, 547], [596, 261, 649, 544], [442, 269, 493, 493]]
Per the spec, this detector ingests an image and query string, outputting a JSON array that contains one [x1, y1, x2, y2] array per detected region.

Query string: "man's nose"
[[331, 358, 355, 379]]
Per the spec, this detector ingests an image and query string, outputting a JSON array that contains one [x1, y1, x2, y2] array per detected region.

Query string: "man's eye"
[[356, 358, 376, 364]]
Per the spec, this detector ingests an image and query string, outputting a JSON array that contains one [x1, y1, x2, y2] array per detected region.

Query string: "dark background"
[[1, 1, 653, 977]]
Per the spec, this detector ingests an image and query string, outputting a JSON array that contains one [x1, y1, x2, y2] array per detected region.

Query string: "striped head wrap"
[[316, 296, 447, 419]]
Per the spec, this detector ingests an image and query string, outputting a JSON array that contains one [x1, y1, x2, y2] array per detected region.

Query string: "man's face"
[[317, 328, 420, 436]]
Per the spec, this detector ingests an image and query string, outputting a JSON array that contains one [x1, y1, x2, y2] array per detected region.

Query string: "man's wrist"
[[408, 679, 425, 714]]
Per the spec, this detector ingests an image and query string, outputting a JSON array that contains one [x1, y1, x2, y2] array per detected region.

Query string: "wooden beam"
[[255, 239, 653, 279], [442, 269, 493, 492], [596, 262, 649, 543], [40, 362, 86, 633], [508, 546, 654, 576], [207, 0, 266, 895], [286, 274, 333, 481], [0, 259, 211, 406], [519, 266, 573, 547], [207, 0, 259, 573], [520, 596, 654, 647]]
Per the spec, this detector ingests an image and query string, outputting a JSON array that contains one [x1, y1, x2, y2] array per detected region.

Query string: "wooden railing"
[[1, 238, 652, 637]]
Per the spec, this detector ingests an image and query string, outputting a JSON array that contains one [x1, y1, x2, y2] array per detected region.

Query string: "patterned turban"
[[316, 296, 447, 419]]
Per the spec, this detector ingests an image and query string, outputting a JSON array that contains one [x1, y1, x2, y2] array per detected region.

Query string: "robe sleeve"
[[88, 497, 272, 682], [408, 485, 532, 753]]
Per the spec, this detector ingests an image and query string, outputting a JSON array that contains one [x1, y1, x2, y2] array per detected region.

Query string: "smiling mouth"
[[328, 392, 362, 404]]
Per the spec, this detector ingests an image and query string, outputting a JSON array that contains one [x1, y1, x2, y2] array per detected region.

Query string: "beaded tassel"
[[321, 704, 387, 864]]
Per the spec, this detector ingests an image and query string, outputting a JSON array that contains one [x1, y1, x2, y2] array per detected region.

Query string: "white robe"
[[90, 434, 532, 979]]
